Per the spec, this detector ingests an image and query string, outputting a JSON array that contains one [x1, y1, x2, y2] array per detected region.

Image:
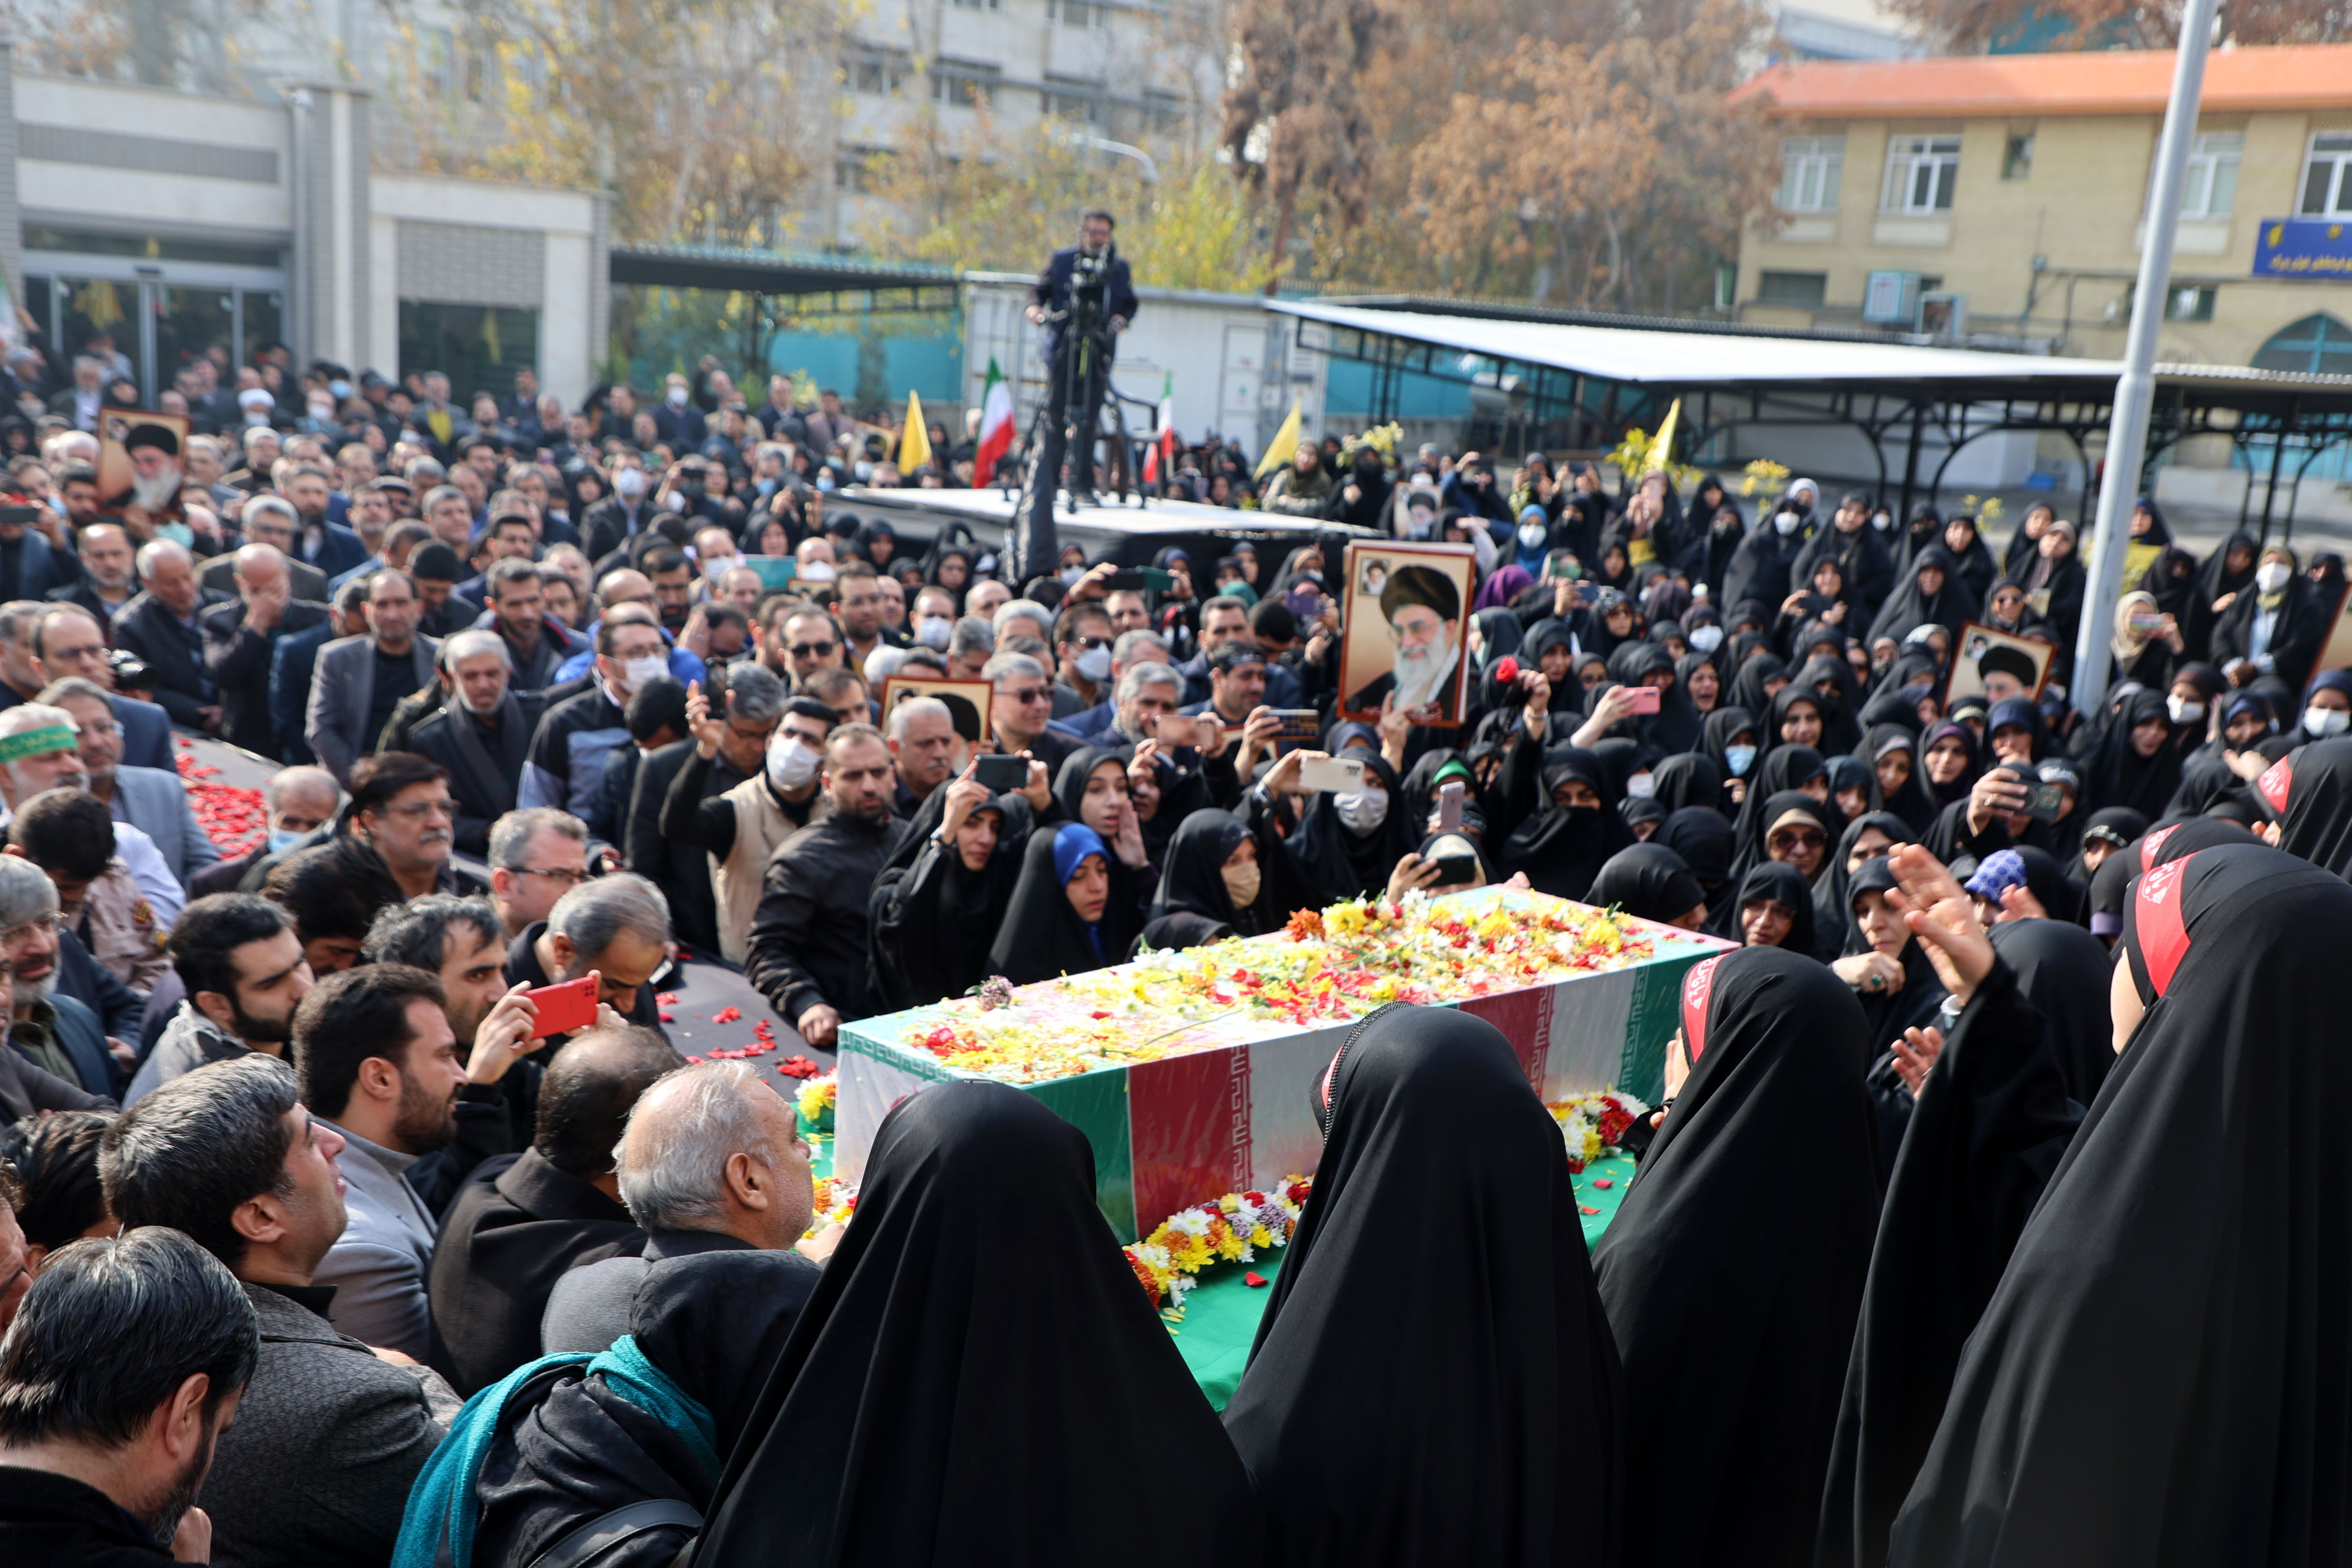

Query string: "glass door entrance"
[[23, 234, 286, 407]]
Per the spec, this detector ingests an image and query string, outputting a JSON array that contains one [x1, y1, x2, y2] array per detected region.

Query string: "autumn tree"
[[1883, 0, 2352, 49], [1220, 0, 1398, 290], [1405, 0, 1779, 311]]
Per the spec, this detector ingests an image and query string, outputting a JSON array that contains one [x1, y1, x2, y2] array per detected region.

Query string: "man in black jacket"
[[1015, 210, 1138, 576], [426, 1025, 675, 1394], [201, 544, 330, 757], [108, 540, 229, 731], [744, 723, 907, 1048], [407, 629, 545, 857]]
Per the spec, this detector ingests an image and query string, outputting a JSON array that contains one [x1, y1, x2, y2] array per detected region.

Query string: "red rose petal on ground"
[[659, 1012, 676, 1023], [1593, 1178, 1614, 1188], [1244, 1271, 1268, 1288], [1579, 1205, 1601, 1215]]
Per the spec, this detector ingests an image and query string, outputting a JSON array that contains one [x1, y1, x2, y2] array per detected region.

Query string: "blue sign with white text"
[[2254, 218, 2352, 279]]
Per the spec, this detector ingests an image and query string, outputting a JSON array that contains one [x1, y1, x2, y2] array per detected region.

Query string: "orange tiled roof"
[[1730, 43, 2352, 117]]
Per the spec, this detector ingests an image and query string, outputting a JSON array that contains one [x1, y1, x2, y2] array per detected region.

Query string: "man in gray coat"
[[305, 567, 440, 784], [101, 1052, 461, 1568], [38, 677, 221, 888]]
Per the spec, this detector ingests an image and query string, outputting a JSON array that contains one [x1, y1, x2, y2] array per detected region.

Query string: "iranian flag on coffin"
[[834, 887, 1726, 1243]]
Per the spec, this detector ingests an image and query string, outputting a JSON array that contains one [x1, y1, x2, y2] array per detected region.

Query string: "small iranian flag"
[[972, 358, 1015, 486], [1142, 373, 1175, 484]]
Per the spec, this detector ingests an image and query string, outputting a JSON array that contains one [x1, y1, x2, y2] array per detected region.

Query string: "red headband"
[[2135, 852, 2195, 998], [1681, 955, 1726, 1064]]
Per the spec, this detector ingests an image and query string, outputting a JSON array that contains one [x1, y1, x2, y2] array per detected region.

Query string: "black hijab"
[[1658, 805, 1736, 911], [1224, 1004, 1622, 1568], [1919, 720, 1980, 809], [1817, 943, 2086, 1568], [694, 1082, 1256, 1567], [1860, 723, 1937, 833], [1729, 651, 1788, 718], [1149, 807, 1293, 937], [1718, 857, 1817, 953], [1649, 752, 1723, 816], [1289, 750, 1412, 901], [987, 824, 1114, 985], [1587, 842, 1708, 926], [1889, 844, 2352, 1567], [1940, 515, 1998, 601], [1730, 761, 1833, 886], [1866, 543, 1981, 648], [1811, 811, 1912, 957], [1988, 916, 2114, 1103], [2265, 735, 2352, 878], [1594, 948, 1879, 1568], [1608, 639, 1703, 754], [1501, 746, 1634, 901], [2080, 688, 2181, 820], [1131, 910, 1234, 955], [1699, 704, 1759, 810], [868, 783, 1030, 1011]]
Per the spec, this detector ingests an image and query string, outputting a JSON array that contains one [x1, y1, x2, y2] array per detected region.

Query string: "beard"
[[130, 461, 184, 514], [392, 1071, 457, 1154], [1391, 629, 1458, 714], [227, 996, 293, 1046], [141, 1415, 219, 1544]]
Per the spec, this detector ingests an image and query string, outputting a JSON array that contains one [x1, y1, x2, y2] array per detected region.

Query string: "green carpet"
[[805, 1116, 1638, 1412]]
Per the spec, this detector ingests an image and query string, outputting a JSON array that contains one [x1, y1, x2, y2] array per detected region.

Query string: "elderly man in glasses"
[[0, 704, 184, 920], [485, 806, 592, 942], [980, 651, 1079, 775]]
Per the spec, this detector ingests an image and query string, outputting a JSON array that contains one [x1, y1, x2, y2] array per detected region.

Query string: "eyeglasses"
[[513, 865, 588, 886], [1002, 686, 1053, 705], [0, 912, 60, 942], [790, 641, 838, 659], [380, 798, 455, 821], [1069, 634, 1112, 651]]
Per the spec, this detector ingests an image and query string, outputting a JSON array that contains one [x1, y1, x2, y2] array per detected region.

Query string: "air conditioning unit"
[[1917, 292, 1968, 339], [1863, 270, 1920, 325]]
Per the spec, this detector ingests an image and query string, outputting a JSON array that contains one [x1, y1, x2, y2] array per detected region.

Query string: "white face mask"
[[667, 384, 690, 407], [618, 653, 667, 693], [1725, 743, 1757, 776], [1059, 565, 1086, 587], [2167, 695, 2206, 725], [1076, 645, 1112, 683], [703, 554, 740, 582], [2306, 705, 2351, 738], [1872, 511, 1893, 531], [799, 560, 836, 583], [613, 467, 647, 499], [1688, 626, 1724, 654], [767, 733, 821, 789], [1221, 859, 1262, 910], [1625, 772, 1657, 798], [267, 825, 308, 855], [1517, 521, 1547, 548], [2257, 561, 2292, 594], [1332, 788, 1388, 832], [1773, 512, 1800, 537], [916, 615, 953, 650]]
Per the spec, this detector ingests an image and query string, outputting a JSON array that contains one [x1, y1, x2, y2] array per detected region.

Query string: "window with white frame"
[[2300, 132, 2352, 217], [2175, 131, 2242, 218], [1777, 137, 1844, 213], [1882, 135, 1961, 214]]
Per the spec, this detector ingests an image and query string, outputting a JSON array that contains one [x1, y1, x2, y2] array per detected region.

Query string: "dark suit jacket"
[[651, 403, 707, 449], [579, 496, 653, 566], [109, 589, 232, 726], [269, 617, 344, 766], [202, 596, 331, 756], [202, 551, 329, 604], [1028, 244, 1140, 362], [109, 694, 172, 771], [0, 528, 82, 600], [0, 1040, 110, 1121], [44, 576, 134, 630], [305, 632, 441, 782], [624, 739, 727, 954], [427, 1149, 650, 1395], [298, 521, 372, 579]]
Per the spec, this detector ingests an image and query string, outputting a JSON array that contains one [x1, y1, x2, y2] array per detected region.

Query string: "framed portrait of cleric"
[[1943, 621, 2058, 708], [1337, 541, 1476, 728], [880, 675, 992, 748], [96, 410, 191, 525]]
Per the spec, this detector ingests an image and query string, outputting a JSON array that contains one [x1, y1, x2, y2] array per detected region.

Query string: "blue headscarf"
[[1514, 502, 1550, 571], [1053, 822, 1110, 959]]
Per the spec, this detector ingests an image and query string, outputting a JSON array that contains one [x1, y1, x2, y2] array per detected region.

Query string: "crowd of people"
[[0, 329, 2346, 1565]]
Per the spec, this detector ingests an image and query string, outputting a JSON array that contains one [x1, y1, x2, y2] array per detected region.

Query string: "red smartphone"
[[525, 975, 600, 1040], [1623, 685, 1662, 716]]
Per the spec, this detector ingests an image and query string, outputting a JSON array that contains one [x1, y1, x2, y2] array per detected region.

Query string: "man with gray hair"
[[486, 806, 590, 940], [407, 627, 543, 855], [981, 649, 1077, 773], [0, 851, 130, 1101], [1091, 660, 1190, 750], [946, 613, 995, 682], [540, 1059, 829, 1354], [37, 677, 220, 887], [200, 540, 331, 756], [502, 870, 672, 1047], [884, 692, 965, 814], [0, 704, 182, 919], [200, 499, 331, 603], [109, 539, 228, 733]]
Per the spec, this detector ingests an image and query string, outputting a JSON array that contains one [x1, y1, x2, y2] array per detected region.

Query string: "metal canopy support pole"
[[2072, 0, 2218, 717]]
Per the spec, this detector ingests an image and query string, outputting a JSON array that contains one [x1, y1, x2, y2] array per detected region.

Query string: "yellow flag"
[[1254, 399, 1304, 480], [1644, 398, 1681, 474], [899, 392, 933, 472]]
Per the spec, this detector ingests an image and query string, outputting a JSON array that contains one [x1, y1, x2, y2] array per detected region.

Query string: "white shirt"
[[0, 808, 185, 922]]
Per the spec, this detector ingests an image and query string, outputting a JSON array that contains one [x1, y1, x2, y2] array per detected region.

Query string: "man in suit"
[[107, 541, 228, 732], [406, 629, 545, 856], [201, 544, 330, 758], [304, 568, 440, 783], [19, 602, 175, 770], [45, 520, 138, 628], [1016, 208, 1139, 571], [102, 1052, 462, 1567], [427, 1025, 676, 1394], [0, 479, 83, 603], [269, 579, 371, 768], [578, 452, 656, 564], [650, 373, 706, 450], [44, 354, 104, 430], [40, 678, 220, 888], [201, 497, 330, 603], [277, 462, 371, 580]]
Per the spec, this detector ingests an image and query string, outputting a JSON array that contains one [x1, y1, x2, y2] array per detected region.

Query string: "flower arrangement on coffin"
[[1548, 1090, 1651, 1173], [903, 891, 1658, 1086], [1125, 1177, 1314, 1308], [796, 1071, 837, 1131], [804, 1175, 855, 1240]]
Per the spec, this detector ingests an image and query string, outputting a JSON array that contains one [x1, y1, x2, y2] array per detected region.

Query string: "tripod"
[[1011, 297, 1132, 581]]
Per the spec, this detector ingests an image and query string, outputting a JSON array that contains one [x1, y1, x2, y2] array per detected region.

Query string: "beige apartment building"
[[1727, 45, 2352, 378]]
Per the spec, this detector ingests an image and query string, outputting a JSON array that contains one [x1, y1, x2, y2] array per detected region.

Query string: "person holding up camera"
[[1017, 211, 1139, 576]]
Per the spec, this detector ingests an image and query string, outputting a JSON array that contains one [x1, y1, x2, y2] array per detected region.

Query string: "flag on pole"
[[1643, 398, 1683, 474], [972, 358, 1015, 486], [1253, 398, 1303, 481], [1142, 373, 1177, 485], [899, 391, 933, 472]]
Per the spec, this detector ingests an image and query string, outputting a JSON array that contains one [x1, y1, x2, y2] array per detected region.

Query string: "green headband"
[[0, 724, 77, 764]]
